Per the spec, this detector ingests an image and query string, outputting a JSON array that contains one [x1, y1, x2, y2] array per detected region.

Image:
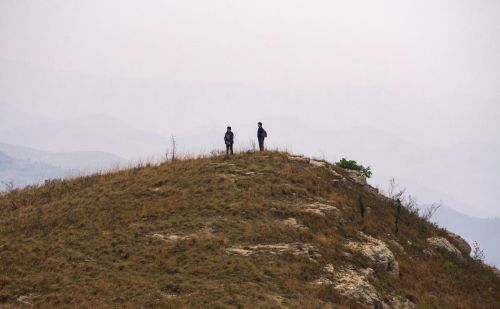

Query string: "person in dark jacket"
[[224, 126, 234, 155], [257, 122, 267, 152]]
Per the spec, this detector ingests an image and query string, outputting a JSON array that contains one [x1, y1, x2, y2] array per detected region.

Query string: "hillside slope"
[[0, 152, 498, 308]]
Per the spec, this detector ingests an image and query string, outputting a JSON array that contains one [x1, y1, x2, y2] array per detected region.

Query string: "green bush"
[[336, 158, 372, 178]]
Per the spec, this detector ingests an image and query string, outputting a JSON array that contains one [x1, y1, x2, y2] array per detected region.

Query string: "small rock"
[[225, 247, 255, 256], [17, 294, 39, 306], [288, 155, 310, 163], [269, 295, 287, 307], [312, 277, 334, 285], [300, 202, 343, 219], [160, 292, 179, 299], [342, 252, 353, 259], [281, 218, 308, 230], [427, 237, 464, 261], [389, 296, 416, 309], [324, 264, 335, 274], [359, 268, 375, 278], [309, 160, 327, 168], [167, 235, 183, 241], [150, 233, 168, 241], [423, 249, 435, 257]]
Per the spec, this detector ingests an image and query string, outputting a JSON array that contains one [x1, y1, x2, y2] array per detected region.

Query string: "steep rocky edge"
[[0, 152, 498, 308]]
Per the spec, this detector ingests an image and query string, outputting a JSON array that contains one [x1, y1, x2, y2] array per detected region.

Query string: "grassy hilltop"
[[0, 151, 498, 308]]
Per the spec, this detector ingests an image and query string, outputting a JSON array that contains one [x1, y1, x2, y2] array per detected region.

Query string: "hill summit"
[[0, 152, 498, 308]]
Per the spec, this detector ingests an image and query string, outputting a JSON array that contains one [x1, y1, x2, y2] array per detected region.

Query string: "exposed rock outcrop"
[[287, 155, 310, 163], [280, 217, 308, 230], [344, 170, 367, 185], [299, 202, 343, 219], [339, 168, 381, 195], [226, 243, 320, 260], [328, 168, 344, 180], [445, 231, 471, 256], [427, 237, 464, 261], [148, 228, 213, 243], [345, 233, 399, 278], [17, 294, 40, 306], [387, 239, 406, 254], [309, 159, 327, 168], [388, 296, 416, 309], [333, 267, 387, 308], [316, 264, 415, 308]]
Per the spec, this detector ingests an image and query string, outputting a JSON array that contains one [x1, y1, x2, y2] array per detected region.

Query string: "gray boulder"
[[345, 232, 399, 278], [427, 237, 464, 261], [445, 231, 471, 256]]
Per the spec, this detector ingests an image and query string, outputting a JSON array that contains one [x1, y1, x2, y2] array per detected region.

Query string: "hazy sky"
[[1, 0, 499, 147]]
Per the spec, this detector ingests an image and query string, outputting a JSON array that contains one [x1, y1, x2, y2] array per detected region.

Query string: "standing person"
[[257, 122, 267, 152], [224, 126, 234, 155]]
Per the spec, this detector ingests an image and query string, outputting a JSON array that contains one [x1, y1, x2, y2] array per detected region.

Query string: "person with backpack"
[[257, 122, 267, 152], [224, 126, 234, 155]]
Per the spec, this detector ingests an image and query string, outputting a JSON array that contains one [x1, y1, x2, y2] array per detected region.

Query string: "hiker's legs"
[[258, 138, 264, 151], [230, 143, 234, 155], [226, 144, 230, 155]]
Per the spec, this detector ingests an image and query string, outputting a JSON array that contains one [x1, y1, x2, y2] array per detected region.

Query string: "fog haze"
[[1, 1, 499, 219]]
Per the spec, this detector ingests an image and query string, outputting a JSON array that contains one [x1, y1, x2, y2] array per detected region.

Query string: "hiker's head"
[[258, 122, 262, 127], [227, 126, 231, 131]]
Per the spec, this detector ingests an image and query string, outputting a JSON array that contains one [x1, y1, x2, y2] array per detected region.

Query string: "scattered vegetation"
[[394, 198, 402, 234], [336, 158, 372, 178], [0, 180, 15, 194], [0, 152, 497, 308], [357, 195, 365, 227], [472, 241, 486, 262], [386, 178, 441, 221]]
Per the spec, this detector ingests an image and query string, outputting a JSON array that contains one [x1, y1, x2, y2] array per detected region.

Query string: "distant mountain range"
[[0, 109, 168, 160], [0, 142, 125, 171], [0, 151, 65, 188], [0, 143, 125, 189]]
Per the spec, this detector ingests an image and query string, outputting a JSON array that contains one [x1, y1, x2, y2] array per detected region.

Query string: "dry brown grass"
[[0, 151, 498, 308]]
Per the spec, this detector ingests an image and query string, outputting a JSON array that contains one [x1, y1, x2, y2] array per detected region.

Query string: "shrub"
[[358, 195, 365, 226], [472, 241, 485, 262], [394, 198, 402, 234], [336, 158, 372, 178]]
